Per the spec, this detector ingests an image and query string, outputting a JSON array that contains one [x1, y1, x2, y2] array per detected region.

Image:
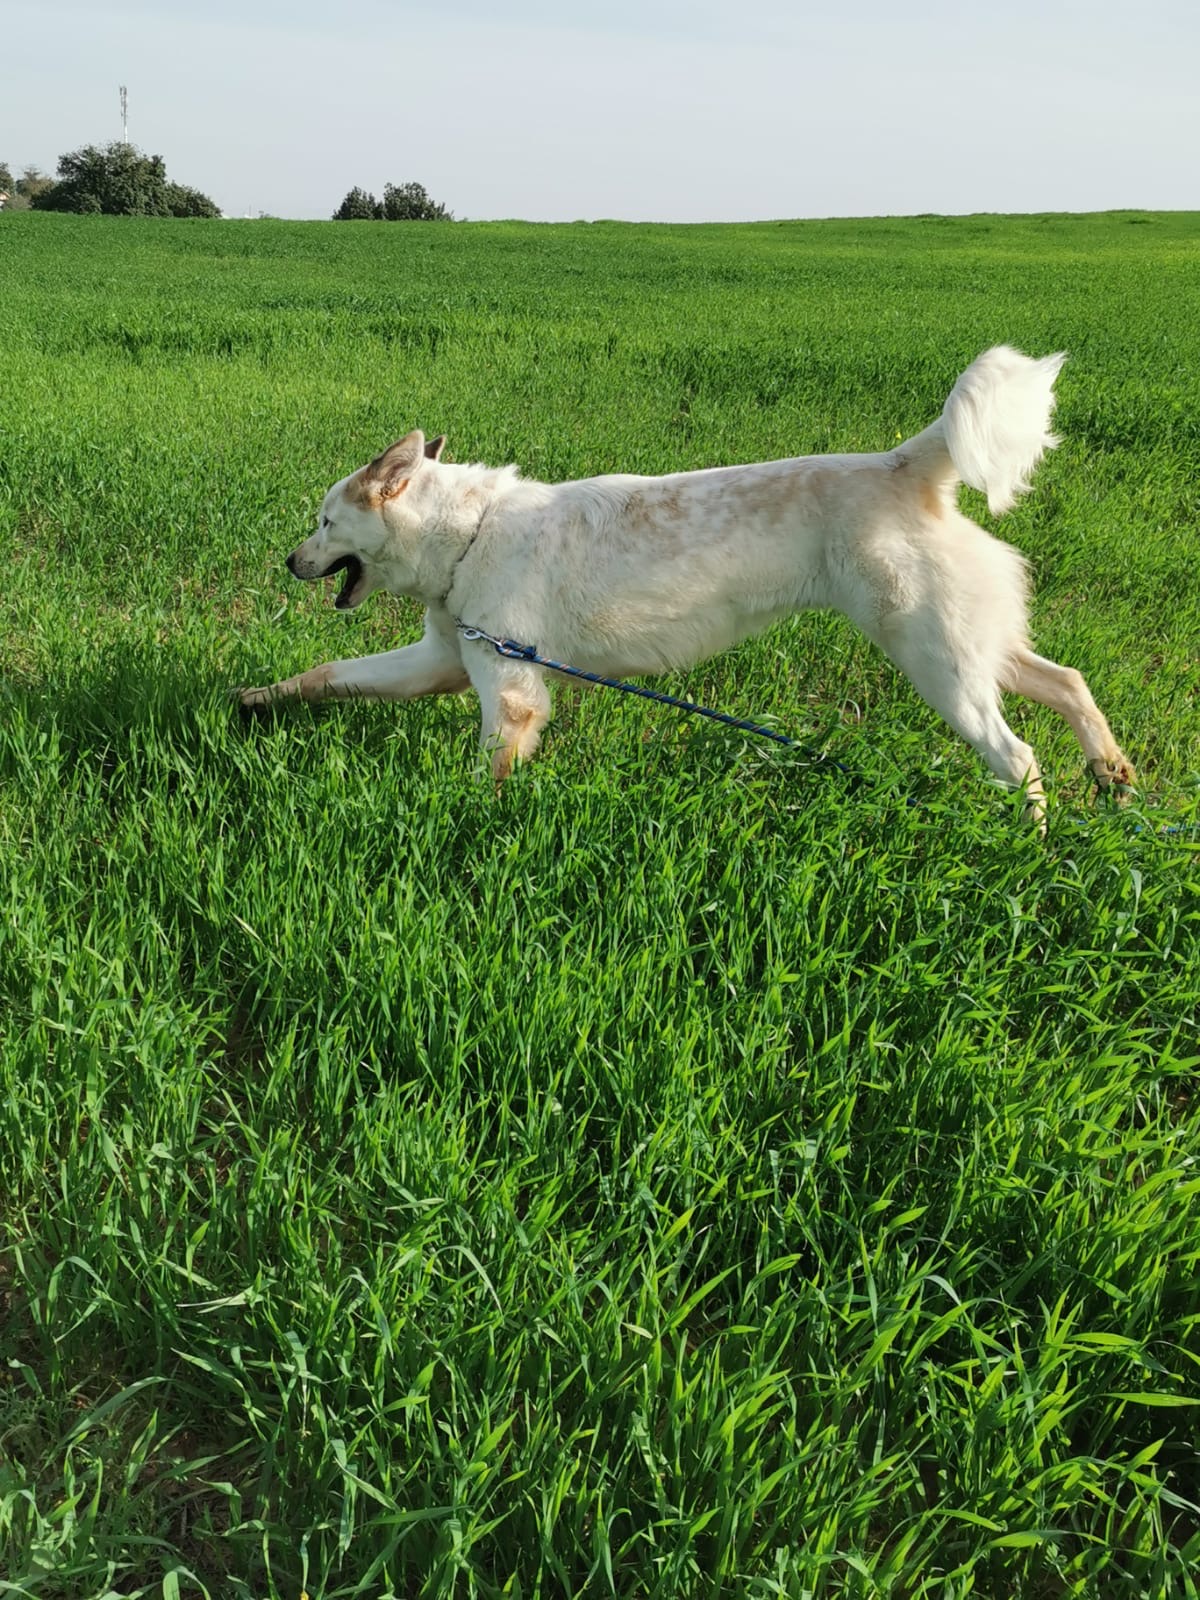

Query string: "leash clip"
[[454, 618, 493, 645], [456, 618, 538, 660]]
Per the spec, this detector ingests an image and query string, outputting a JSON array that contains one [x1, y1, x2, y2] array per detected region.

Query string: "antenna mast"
[[120, 85, 128, 145]]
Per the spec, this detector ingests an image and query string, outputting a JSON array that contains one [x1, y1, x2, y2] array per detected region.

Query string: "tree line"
[[1, 144, 455, 222], [333, 182, 453, 221], [1, 144, 219, 216]]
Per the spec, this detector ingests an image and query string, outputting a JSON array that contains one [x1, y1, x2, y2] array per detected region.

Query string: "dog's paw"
[[236, 683, 287, 719], [1090, 754, 1137, 803]]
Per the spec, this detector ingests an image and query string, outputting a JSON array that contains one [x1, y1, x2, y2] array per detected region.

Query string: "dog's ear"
[[365, 430, 426, 499], [425, 435, 446, 461]]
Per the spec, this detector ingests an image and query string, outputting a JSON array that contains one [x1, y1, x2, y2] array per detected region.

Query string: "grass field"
[[1, 210, 1198, 1598]]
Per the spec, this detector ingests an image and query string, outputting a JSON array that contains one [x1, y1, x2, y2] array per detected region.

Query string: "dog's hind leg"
[[879, 628, 1048, 825], [467, 659, 552, 784], [935, 691, 1047, 827], [1002, 646, 1135, 796]]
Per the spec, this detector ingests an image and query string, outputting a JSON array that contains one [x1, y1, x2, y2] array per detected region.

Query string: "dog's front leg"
[[239, 632, 469, 709], [465, 653, 552, 783]]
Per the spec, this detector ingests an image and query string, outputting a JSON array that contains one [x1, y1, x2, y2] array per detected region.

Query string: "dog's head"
[[286, 430, 446, 610]]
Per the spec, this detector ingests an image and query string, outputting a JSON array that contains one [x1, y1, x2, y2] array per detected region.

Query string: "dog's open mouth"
[[319, 553, 367, 610]]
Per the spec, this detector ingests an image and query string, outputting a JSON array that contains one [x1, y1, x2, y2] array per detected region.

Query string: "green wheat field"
[[1, 211, 1198, 1598]]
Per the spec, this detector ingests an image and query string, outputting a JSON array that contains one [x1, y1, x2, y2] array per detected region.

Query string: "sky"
[[4, 0, 1197, 222]]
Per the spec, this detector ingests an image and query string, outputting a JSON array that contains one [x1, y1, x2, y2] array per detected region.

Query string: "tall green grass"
[[1, 211, 1198, 1598]]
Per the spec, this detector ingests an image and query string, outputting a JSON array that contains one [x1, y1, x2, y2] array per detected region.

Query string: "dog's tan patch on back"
[[622, 486, 689, 556]]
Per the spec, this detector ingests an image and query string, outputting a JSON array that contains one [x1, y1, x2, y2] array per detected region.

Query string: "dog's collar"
[[439, 500, 493, 607]]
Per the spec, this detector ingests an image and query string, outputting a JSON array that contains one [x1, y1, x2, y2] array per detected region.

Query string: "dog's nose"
[[285, 551, 300, 577]]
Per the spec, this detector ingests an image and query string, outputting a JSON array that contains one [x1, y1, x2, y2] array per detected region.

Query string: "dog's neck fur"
[[388, 459, 529, 606]]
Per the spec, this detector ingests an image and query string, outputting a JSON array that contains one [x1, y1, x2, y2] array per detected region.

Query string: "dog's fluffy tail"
[[905, 345, 1066, 516]]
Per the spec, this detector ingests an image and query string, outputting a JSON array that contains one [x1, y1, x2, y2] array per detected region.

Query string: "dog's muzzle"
[[287, 550, 366, 610]]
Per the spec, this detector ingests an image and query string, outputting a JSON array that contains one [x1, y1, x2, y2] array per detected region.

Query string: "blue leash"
[[455, 618, 861, 784]]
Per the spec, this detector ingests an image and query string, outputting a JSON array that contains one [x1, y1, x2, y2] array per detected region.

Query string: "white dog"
[[241, 346, 1133, 821]]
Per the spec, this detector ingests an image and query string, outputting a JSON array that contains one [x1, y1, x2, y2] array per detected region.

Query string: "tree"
[[17, 166, 54, 201], [163, 181, 221, 218], [333, 186, 383, 220], [0, 165, 54, 209], [30, 142, 219, 217], [332, 181, 453, 221], [381, 180, 452, 221]]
